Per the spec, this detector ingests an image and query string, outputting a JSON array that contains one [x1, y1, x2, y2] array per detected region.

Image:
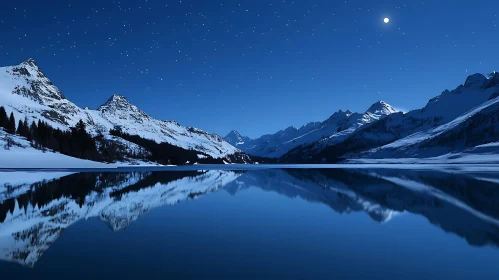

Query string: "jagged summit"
[[0, 58, 67, 103], [98, 94, 142, 114], [461, 71, 499, 89], [21, 58, 38, 68], [224, 130, 250, 146], [226, 130, 242, 138], [337, 109, 352, 114], [226, 130, 241, 137], [366, 100, 397, 115], [101, 94, 132, 107]]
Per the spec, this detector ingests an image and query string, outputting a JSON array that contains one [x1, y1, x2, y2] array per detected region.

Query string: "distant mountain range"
[[226, 72, 499, 163], [225, 100, 399, 158]]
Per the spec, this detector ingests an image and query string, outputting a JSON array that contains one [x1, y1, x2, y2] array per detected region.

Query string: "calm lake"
[[0, 165, 498, 279]]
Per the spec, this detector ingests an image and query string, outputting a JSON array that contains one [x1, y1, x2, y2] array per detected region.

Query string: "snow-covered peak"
[[95, 93, 240, 158], [98, 94, 142, 114], [107, 93, 130, 103], [366, 100, 398, 115], [97, 94, 152, 130], [0, 59, 66, 104], [20, 58, 38, 69]]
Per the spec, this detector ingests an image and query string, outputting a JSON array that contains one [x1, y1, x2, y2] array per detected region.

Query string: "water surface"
[[0, 166, 498, 279]]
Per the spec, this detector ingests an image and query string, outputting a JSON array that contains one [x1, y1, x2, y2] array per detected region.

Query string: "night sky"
[[1, 0, 498, 138]]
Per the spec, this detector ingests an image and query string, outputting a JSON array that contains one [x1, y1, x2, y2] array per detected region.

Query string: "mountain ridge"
[[0, 59, 248, 163], [281, 71, 499, 163], [225, 99, 398, 158], [3, 58, 499, 164]]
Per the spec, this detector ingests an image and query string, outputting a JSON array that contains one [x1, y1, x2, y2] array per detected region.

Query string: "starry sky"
[[1, 0, 498, 138]]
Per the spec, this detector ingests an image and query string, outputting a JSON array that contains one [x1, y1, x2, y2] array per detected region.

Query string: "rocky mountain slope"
[[224, 130, 251, 147], [362, 95, 499, 159], [0, 59, 248, 164], [280, 72, 499, 162]]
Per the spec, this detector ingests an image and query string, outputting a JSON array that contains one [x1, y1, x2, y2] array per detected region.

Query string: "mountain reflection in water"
[[0, 168, 498, 270]]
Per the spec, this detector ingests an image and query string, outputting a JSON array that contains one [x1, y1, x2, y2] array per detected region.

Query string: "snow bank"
[[0, 171, 72, 187], [0, 129, 109, 168], [0, 146, 110, 169], [347, 153, 499, 164]]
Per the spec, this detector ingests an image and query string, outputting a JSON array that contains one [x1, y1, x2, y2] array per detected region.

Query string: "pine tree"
[[21, 117, 30, 138], [8, 112, 16, 134], [0, 106, 8, 129], [75, 119, 86, 133], [29, 120, 38, 145], [17, 120, 24, 135], [23, 117, 28, 130]]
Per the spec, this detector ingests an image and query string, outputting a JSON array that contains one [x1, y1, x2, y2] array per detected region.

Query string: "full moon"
[[384, 17, 390, 23]]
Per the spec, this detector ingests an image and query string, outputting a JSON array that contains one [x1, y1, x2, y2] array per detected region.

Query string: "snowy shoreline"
[[2, 163, 499, 173]]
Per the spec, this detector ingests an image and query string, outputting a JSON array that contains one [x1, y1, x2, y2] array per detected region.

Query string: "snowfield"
[[348, 146, 499, 164], [371, 96, 499, 152], [0, 130, 110, 168], [0, 129, 162, 168]]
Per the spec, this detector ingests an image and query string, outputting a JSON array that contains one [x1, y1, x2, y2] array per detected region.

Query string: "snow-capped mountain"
[[0, 59, 92, 131], [96, 94, 239, 158], [363, 95, 499, 159], [225, 101, 397, 158], [0, 59, 245, 162], [313, 101, 398, 148], [282, 72, 499, 162]]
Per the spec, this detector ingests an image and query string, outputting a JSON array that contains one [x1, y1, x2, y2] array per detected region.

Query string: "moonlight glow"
[[384, 17, 390, 23]]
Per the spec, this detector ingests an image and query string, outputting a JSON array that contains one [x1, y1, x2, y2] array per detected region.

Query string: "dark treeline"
[[33, 119, 101, 161], [0, 106, 16, 134], [109, 128, 220, 165], [1, 105, 227, 164], [1, 106, 103, 161], [0, 170, 220, 223]]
